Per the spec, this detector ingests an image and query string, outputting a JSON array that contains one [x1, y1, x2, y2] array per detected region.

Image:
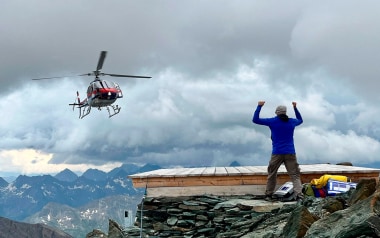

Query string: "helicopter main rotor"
[[32, 51, 151, 80], [97, 50, 107, 72]]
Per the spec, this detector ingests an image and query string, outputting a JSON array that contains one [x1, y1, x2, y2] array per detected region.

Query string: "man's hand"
[[258, 101, 265, 106], [292, 102, 297, 107]]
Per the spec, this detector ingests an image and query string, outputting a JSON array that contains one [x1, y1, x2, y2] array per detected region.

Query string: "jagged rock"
[[195, 220, 207, 227], [0, 216, 73, 238], [141, 204, 158, 210], [142, 209, 169, 222], [241, 211, 290, 237], [153, 221, 171, 231], [108, 219, 124, 238], [305, 190, 380, 237], [167, 216, 178, 225], [217, 230, 247, 238], [196, 196, 225, 205], [213, 215, 224, 223], [197, 227, 216, 235], [282, 205, 319, 237], [322, 197, 346, 213], [196, 214, 208, 221], [178, 204, 208, 210], [183, 200, 208, 206], [348, 178, 377, 205], [167, 208, 182, 214], [182, 211, 197, 219], [86, 229, 107, 238], [226, 207, 241, 214], [214, 199, 287, 213], [123, 226, 141, 237]]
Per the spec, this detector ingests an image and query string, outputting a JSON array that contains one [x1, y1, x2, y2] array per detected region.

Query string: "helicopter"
[[32, 51, 151, 119]]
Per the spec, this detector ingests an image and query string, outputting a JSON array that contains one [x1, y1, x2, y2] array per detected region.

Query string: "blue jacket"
[[252, 105, 303, 154]]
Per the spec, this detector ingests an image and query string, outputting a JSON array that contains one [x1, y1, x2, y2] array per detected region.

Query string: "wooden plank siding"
[[129, 164, 380, 197], [130, 164, 379, 187]]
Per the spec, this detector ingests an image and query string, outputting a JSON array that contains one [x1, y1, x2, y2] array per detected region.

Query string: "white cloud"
[[296, 127, 380, 165], [290, 2, 380, 99], [0, 149, 121, 175]]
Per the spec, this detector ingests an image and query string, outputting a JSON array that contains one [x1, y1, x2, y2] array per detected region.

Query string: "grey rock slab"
[[214, 199, 295, 213]]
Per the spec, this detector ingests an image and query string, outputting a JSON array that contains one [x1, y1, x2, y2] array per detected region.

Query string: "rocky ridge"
[[0, 216, 72, 238], [0, 163, 158, 221], [87, 178, 380, 237]]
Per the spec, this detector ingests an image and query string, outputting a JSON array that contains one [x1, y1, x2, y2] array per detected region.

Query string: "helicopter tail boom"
[[69, 91, 90, 119]]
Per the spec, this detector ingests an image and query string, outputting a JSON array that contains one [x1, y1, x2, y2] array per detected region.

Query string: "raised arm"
[[292, 102, 303, 124], [252, 101, 270, 125]]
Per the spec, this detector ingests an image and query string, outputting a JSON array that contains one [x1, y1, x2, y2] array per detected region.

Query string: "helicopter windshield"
[[93, 80, 116, 89], [102, 81, 109, 88]]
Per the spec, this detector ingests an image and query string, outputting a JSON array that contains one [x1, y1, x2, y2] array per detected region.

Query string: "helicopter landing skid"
[[79, 106, 91, 119], [106, 105, 121, 118], [76, 104, 120, 119]]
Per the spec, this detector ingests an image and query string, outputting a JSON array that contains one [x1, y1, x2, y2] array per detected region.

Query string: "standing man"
[[252, 101, 303, 202]]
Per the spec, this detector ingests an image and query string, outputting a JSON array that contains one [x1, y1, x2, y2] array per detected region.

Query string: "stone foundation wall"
[[87, 178, 380, 237], [133, 195, 292, 237]]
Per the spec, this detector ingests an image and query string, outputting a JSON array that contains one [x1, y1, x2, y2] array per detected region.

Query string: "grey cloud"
[[1, 1, 380, 174], [290, 2, 380, 99]]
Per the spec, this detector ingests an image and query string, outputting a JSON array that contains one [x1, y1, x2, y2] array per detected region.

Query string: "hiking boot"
[[264, 195, 274, 201], [296, 195, 304, 204]]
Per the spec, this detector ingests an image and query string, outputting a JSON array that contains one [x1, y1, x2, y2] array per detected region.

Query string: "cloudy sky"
[[1, 0, 380, 176]]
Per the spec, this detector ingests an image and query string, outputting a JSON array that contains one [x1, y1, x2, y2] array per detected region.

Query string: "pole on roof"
[[140, 184, 147, 238]]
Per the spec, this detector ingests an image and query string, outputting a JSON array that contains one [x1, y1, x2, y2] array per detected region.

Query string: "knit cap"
[[275, 105, 287, 115]]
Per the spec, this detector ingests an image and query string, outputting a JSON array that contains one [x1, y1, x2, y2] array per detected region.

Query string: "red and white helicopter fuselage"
[[72, 79, 124, 118]]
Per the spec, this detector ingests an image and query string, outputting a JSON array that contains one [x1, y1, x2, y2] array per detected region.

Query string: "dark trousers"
[[265, 154, 303, 197]]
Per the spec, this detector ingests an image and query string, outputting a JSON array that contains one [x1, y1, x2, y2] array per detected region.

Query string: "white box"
[[327, 179, 356, 193], [274, 182, 294, 197]]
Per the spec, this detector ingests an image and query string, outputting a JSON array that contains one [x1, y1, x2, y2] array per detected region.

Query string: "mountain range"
[[0, 163, 159, 225], [24, 194, 142, 237], [0, 162, 240, 237]]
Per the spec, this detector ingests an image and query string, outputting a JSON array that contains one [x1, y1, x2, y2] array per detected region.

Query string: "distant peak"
[[54, 168, 78, 182], [229, 161, 241, 167]]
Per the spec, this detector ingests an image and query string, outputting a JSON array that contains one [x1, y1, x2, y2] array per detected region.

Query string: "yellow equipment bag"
[[310, 174, 349, 189]]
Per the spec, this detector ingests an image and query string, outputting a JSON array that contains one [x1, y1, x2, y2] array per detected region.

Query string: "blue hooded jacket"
[[252, 105, 303, 154]]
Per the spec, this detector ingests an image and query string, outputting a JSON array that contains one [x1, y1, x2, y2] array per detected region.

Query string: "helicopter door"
[[87, 85, 94, 98], [114, 82, 123, 98]]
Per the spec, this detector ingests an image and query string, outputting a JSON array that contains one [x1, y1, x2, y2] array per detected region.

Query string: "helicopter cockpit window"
[[93, 81, 102, 89], [87, 85, 93, 94], [102, 80, 115, 88]]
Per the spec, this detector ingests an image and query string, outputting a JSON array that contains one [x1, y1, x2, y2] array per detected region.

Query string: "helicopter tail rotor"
[[69, 91, 80, 109], [74, 91, 80, 109], [69, 91, 88, 118]]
